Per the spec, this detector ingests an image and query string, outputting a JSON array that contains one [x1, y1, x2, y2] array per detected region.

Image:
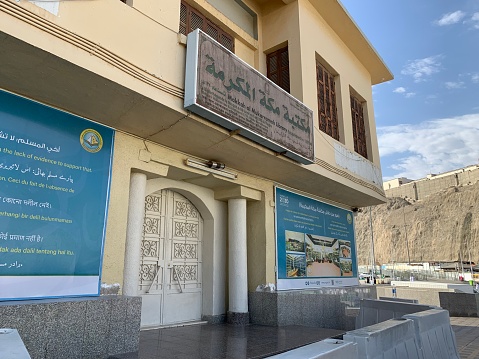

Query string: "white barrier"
[[271, 307, 460, 359], [267, 339, 357, 359], [0, 328, 31, 359], [355, 298, 436, 329], [403, 309, 460, 359], [343, 318, 421, 359]]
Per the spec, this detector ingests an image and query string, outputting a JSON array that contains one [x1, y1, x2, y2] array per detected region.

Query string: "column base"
[[227, 311, 250, 325], [202, 314, 226, 324]]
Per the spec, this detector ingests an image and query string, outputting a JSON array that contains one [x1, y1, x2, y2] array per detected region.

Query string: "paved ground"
[[451, 317, 479, 359], [111, 317, 479, 359], [111, 324, 343, 359]]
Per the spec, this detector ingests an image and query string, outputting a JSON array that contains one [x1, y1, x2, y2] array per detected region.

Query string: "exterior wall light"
[[185, 158, 237, 180]]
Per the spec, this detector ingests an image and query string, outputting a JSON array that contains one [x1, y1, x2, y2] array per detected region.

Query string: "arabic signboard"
[[275, 187, 358, 290], [0, 89, 114, 300], [185, 30, 314, 164]]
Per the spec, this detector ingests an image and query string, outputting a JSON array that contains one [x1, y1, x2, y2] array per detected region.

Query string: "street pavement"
[[451, 317, 479, 359], [111, 316, 479, 359]]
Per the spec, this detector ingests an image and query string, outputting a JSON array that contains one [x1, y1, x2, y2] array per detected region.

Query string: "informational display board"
[[0, 90, 114, 300], [275, 187, 358, 290], [184, 29, 314, 164]]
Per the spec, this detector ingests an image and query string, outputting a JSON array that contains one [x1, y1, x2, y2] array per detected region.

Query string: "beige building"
[[383, 177, 413, 190], [0, 0, 392, 329]]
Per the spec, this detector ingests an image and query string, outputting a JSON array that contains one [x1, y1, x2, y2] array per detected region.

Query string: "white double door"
[[139, 190, 203, 328]]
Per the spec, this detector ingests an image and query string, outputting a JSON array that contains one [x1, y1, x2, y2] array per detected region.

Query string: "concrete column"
[[227, 198, 249, 324], [123, 172, 147, 296]]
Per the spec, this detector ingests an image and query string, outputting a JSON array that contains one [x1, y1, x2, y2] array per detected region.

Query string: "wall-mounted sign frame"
[[275, 187, 358, 290], [185, 29, 314, 164], [0, 89, 114, 300]]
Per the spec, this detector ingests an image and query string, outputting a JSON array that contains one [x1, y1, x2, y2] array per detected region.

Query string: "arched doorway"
[[138, 189, 203, 327]]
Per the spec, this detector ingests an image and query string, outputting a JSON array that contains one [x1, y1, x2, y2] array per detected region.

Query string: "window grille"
[[350, 95, 368, 158], [316, 61, 339, 141], [180, 1, 235, 52], [266, 46, 290, 93]]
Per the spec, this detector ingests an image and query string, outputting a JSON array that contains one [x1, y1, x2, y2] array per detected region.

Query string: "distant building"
[[385, 164, 479, 200], [383, 177, 413, 190]]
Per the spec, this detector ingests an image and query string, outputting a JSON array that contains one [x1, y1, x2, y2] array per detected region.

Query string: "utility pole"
[[369, 207, 376, 281], [392, 229, 398, 280], [458, 195, 465, 279], [469, 243, 473, 277]]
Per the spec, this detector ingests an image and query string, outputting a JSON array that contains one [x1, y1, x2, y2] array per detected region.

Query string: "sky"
[[341, 0, 479, 181]]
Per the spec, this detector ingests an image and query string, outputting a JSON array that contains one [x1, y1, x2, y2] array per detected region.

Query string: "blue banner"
[[0, 90, 114, 299], [275, 187, 358, 289]]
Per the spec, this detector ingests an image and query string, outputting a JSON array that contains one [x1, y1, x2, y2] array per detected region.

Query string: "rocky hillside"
[[355, 181, 479, 265]]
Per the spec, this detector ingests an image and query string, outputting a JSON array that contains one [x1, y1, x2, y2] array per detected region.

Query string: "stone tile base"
[[227, 311, 250, 325], [0, 295, 141, 359], [202, 314, 226, 324]]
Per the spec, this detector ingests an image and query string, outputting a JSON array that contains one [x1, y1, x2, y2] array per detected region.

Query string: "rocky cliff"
[[355, 181, 479, 265]]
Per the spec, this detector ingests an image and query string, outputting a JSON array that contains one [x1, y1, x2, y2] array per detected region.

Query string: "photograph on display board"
[[339, 258, 353, 276], [305, 235, 340, 277], [286, 253, 306, 277], [285, 230, 305, 253], [339, 240, 351, 258]]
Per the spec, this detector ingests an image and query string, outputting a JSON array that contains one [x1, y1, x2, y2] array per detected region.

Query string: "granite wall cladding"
[[249, 286, 377, 331], [0, 295, 141, 359], [439, 292, 479, 317]]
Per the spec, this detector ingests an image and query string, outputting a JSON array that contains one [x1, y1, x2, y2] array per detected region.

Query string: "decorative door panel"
[[139, 190, 202, 327], [139, 192, 167, 295]]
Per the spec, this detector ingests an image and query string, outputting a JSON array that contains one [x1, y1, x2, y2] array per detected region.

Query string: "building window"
[[266, 46, 290, 93], [350, 94, 368, 158], [180, 1, 235, 52], [316, 61, 339, 141]]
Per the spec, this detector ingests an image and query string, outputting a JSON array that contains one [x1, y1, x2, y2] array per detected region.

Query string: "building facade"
[[0, 0, 392, 329]]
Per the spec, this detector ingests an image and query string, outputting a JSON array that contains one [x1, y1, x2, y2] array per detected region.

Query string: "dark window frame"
[[180, 1, 235, 52], [350, 94, 368, 159], [316, 60, 339, 141], [266, 46, 290, 93]]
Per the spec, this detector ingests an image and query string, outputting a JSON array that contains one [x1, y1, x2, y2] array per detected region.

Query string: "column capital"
[[215, 185, 261, 202]]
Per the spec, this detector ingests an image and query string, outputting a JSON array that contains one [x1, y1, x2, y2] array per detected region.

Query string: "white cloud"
[[435, 10, 466, 26], [472, 73, 479, 83], [378, 114, 479, 180], [393, 87, 415, 98], [401, 55, 443, 82], [472, 12, 479, 28], [445, 81, 465, 89]]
